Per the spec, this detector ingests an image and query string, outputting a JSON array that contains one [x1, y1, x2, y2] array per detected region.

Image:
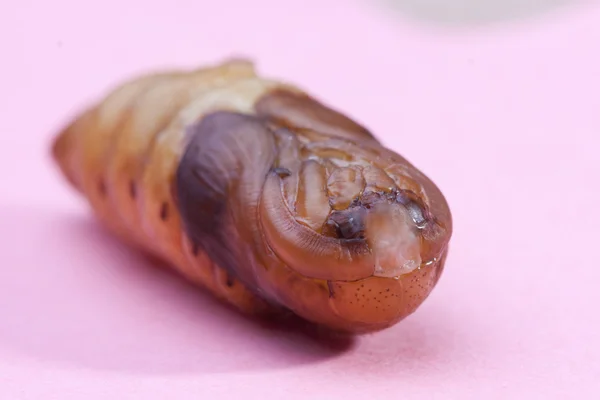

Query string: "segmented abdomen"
[[52, 60, 285, 314]]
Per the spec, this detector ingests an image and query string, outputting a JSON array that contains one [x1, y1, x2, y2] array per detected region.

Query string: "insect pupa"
[[51, 58, 452, 333]]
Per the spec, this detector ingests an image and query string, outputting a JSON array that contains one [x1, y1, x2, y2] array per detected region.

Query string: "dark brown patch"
[[191, 243, 199, 256], [159, 202, 169, 221], [255, 89, 378, 143], [175, 110, 277, 295], [325, 207, 367, 240]]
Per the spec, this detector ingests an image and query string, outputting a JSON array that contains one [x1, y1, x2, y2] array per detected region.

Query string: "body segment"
[[52, 59, 452, 333]]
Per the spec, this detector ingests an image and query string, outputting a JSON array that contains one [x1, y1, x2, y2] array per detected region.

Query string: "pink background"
[[2, 0, 600, 398]]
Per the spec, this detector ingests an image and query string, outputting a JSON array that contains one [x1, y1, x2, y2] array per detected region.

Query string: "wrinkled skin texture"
[[51, 59, 452, 334]]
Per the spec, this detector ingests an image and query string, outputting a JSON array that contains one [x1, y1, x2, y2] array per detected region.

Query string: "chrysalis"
[[51, 58, 452, 334]]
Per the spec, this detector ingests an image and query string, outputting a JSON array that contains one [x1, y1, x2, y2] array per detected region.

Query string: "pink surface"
[[2, 0, 600, 398]]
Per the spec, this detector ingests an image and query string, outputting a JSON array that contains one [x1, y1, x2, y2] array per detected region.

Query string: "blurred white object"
[[381, 0, 579, 25]]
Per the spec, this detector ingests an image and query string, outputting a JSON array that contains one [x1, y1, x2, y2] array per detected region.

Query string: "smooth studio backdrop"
[[1, 0, 599, 398]]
